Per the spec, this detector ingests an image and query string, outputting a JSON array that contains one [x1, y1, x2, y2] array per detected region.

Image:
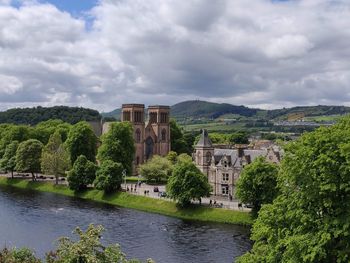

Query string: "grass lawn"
[[0, 177, 252, 226]]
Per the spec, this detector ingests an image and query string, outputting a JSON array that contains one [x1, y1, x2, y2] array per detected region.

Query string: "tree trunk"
[[32, 172, 35, 181], [11, 170, 13, 179], [55, 175, 59, 185]]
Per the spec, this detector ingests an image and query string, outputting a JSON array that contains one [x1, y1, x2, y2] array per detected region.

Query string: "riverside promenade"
[[0, 173, 250, 212]]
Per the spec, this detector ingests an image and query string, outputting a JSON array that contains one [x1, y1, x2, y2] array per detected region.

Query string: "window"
[[123, 111, 131, 121], [134, 111, 142, 123], [161, 129, 166, 141], [136, 156, 140, 165], [135, 129, 141, 143], [206, 152, 212, 163], [222, 173, 229, 181], [222, 185, 229, 195], [160, 112, 168, 123]]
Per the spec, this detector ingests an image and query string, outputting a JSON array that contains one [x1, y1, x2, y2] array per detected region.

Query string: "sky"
[[0, 0, 350, 112]]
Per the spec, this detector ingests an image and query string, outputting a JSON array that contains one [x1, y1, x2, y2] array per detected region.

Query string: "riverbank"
[[0, 177, 252, 226]]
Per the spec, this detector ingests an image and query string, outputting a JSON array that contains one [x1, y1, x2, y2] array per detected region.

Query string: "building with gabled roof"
[[194, 129, 281, 196]]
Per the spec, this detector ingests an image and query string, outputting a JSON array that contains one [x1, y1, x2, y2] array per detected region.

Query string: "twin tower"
[[121, 104, 171, 170]]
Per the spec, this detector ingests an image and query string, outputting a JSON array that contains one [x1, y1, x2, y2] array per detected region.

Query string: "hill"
[[101, 108, 121, 120], [0, 106, 101, 125], [170, 100, 258, 120]]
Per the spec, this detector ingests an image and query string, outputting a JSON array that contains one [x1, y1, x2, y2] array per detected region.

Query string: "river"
[[0, 186, 251, 263]]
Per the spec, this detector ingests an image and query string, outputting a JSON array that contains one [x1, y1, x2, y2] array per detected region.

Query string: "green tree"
[[0, 140, 19, 178], [65, 121, 97, 164], [94, 161, 124, 193], [235, 156, 279, 217], [139, 155, 173, 183], [15, 139, 43, 181], [177, 153, 193, 163], [170, 119, 188, 154], [41, 132, 70, 185], [46, 224, 153, 263], [0, 247, 40, 263], [0, 125, 30, 158], [238, 116, 350, 263], [97, 122, 134, 175], [228, 131, 249, 144], [67, 155, 97, 191], [166, 151, 178, 164], [167, 160, 211, 207]]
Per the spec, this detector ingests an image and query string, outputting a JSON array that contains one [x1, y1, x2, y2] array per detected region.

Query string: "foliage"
[[139, 155, 173, 183], [65, 121, 97, 164], [176, 153, 193, 163], [0, 125, 30, 158], [167, 160, 211, 207], [97, 122, 135, 175], [15, 139, 43, 180], [235, 156, 279, 217], [0, 106, 101, 125], [46, 224, 151, 263], [238, 116, 350, 262], [41, 132, 70, 185], [94, 160, 124, 193], [166, 151, 178, 164], [170, 119, 188, 154], [32, 120, 71, 145], [228, 131, 249, 144], [0, 247, 40, 263], [67, 155, 97, 191], [0, 140, 19, 177]]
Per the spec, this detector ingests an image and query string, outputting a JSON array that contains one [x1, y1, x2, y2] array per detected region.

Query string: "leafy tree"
[[238, 116, 350, 263], [0, 125, 30, 158], [235, 156, 279, 217], [166, 151, 178, 164], [46, 224, 153, 263], [167, 160, 211, 207], [97, 122, 134, 175], [0, 140, 19, 178], [41, 132, 70, 185], [65, 121, 97, 164], [139, 155, 173, 183], [0, 247, 40, 263], [15, 139, 43, 181], [170, 119, 188, 154], [177, 153, 193, 163], [32, 120, 71, 145], [67, 155, 97, 191], [229, 131, 249, 144], [94, 161, 124, 193]]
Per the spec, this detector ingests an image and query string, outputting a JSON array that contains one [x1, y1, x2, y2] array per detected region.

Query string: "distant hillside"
[[101, 108, 121, 120], [171, 100, 258, 119], [267, 105, 350, 120], [101, 101, 350, 122], [0, 106, 101, 125]]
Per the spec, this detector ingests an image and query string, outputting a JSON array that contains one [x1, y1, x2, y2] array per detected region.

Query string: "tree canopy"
[[0, 140, 19, 177], [65, 121, 97, 164], [167, 159, 211, 207], [41, 132, 70, 185], [238, 116, 350, 263], [139, 155, 173, 183], [15, 139, 43, 180], [67, 155, 97, 191], [94, 160, 124, 193], [235, 156, 279, 217], [97, 122, 134, 176]]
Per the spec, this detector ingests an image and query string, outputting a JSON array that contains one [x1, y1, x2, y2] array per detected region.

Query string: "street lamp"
[[122, 169, 126, 190]]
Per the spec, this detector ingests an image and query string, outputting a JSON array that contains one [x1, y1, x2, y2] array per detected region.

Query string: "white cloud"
[[1, 0, 350, 111]]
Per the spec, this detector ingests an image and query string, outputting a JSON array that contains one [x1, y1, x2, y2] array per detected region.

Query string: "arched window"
[[161, 129, 166, 141], [136, 156, 140, 165], [135, 129, 141, 143], [206, 152, 212, 163]]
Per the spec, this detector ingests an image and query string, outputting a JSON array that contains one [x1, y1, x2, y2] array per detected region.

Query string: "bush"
[[139, 155, 173, 183]]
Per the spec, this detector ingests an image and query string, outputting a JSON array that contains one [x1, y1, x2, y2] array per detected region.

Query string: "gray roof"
[[196, 129, 213, 148], [213, 148, 268, 167]]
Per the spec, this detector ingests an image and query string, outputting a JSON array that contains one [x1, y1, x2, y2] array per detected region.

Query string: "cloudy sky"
[[0, 0, 350, 112]]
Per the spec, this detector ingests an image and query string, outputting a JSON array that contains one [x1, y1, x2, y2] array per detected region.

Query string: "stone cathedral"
[[121, 104, 171, 172]]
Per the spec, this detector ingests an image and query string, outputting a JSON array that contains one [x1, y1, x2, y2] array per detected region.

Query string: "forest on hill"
[[0, 106, 101, 125]]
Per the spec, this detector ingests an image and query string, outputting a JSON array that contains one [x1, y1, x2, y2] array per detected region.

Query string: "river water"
[[0, 186, 251, 263]]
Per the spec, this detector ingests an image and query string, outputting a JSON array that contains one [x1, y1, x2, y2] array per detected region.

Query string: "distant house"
[[194, 130, 281, 197]]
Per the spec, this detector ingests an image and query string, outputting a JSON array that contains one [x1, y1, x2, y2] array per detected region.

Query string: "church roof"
[[196, 129, 213, 148]]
